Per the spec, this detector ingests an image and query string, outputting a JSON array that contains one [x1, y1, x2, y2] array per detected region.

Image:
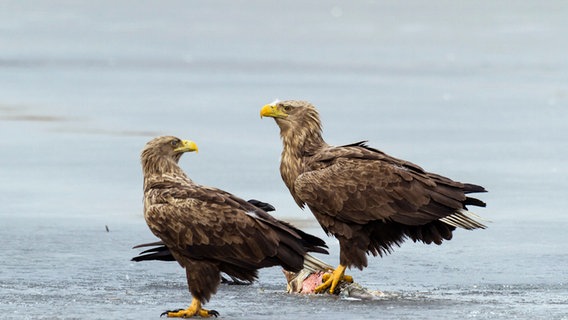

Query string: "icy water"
[[1, 1, 567, 319]]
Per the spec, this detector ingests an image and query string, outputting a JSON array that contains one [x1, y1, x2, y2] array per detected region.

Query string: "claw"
[[208, 310, 220, 318], [160, 298, 219, 318], [322, 273, 353, 284], [161, 309, 182, 317], [314, 264, 350, 294]]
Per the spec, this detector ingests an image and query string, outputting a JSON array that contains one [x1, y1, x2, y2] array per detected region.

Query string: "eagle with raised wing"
[[260, 100, 487, 294], [140, 136, 327, 317]]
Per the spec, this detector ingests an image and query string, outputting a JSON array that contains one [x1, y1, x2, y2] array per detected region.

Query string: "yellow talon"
[[314, 264, 350, 294], [322, 272, 353, 284], [161, 297, 219, 318]]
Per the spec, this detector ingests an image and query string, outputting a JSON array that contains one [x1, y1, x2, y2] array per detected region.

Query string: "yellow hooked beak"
[[174, 140, 199, 153], [260, 104, 288, 119]]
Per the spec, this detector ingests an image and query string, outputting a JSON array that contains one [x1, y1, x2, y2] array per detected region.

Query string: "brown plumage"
[[132, 199, 277, 263], [261, 100, 487, 293], [140, 136, 327, 317]]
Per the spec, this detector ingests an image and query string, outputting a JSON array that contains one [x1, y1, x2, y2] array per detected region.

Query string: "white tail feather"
[[439, 208, 488, 230], [303, 253, 334, 272]]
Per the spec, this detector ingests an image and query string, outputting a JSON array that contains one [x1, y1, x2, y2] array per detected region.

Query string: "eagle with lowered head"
[[261, 100, 487, 294], [140, 136, 327, 317]]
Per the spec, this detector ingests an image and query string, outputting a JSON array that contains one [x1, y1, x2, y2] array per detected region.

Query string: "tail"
[[439, 208, 489, 230], [439, 183, 489, 230], [276, 220, 328, 255], [131, 241, 175, 262], [302, 253, 334, 272], [296, 228, 329, 255]]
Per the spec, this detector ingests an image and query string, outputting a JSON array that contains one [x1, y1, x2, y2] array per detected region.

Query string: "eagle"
[[260, 100, 487, 294], [140, 136, 328, 317]]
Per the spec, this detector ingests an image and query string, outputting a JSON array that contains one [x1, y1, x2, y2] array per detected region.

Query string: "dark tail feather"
[[464, 196, 486, 208], [463, 183, 487, 194], [294, 228, 328, 255], [276, 220, 328, 255], [132, 240, 164, 249], [131, 241, 175, 262], [461, 183, 487, 209], [247, 199, 326, 254]]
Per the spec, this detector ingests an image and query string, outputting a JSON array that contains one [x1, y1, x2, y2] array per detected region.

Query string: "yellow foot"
[[321, 272, 353, 284], [314, 264, 352, 294], [160, 308, 218, 318], [160, 298, 219, 318]]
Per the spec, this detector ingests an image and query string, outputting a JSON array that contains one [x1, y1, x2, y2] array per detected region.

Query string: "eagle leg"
[[160, 297, 219, 318], [322, 272, 354, 285], [314, 264, 352, 294]]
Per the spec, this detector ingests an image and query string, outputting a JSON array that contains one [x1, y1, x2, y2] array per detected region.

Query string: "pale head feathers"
[[268, 98, 281, 106], [141, 135, 191, 182]]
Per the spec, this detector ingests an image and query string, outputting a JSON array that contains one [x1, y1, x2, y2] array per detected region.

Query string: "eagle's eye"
[[283, 105, 292, 112], [170, 139, 180, 147]]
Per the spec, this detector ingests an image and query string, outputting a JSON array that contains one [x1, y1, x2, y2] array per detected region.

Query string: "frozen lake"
[[1, 1, 567, 319]]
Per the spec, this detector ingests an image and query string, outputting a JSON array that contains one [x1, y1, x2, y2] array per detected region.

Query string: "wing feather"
[[295, 145, 474, 226], [146, 188, 278, 264], [145, 180, 325, 273]]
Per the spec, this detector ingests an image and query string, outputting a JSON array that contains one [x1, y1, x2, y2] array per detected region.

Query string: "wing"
[[145, 183, 325, 273], [295, 143, 479, 226], [146, 190, 278, 263], [132, 199, 277, 262]]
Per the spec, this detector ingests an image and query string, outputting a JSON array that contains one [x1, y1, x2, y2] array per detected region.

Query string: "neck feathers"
[[141, 151, 188, 190], [277, 108, 326, 207], [279, 106, 325, 154]]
